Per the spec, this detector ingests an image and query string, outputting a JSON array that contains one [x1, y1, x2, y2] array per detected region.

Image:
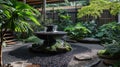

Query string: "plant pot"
[[97, 50, 120, 65], [102, 58, 120, 65]]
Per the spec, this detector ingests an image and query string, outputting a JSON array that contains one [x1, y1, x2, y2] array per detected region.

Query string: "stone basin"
[[34, 31, 67, 40], [31, 31, 72, 53]]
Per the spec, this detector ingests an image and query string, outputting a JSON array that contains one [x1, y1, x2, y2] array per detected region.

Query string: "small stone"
[[74, 54, 92, 61]]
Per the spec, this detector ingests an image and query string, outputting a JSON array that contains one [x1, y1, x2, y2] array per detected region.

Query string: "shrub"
[[65, 22, 91, 40], [96, 22, 120, 43]]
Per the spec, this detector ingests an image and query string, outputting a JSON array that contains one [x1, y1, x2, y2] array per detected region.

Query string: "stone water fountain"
[[30, 25, 72, 53]]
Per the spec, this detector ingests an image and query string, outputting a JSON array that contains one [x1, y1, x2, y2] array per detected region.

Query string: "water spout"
[[44, 27, 47, 32], [53, 25, 58, 32], [44, 25, 58, 32]]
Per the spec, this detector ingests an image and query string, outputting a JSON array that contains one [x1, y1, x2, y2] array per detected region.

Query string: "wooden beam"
[[26, 0, 65, 5], [19, 0, 88, 5]]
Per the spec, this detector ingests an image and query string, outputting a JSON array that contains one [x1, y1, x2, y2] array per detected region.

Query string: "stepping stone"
[[78, 38, 100, 43], [5, 61, 41, 67], [74, 54, 92, 61]]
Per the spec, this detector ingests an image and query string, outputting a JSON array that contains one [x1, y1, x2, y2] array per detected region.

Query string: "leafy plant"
[[98, 40, 120, 58], [113, 60, 120, 67], [24, 35, 43, 44], [65, 22, 91, 40], [96, 22, 120, 43], [44, 18, 54, 26], [82, 20, 98, 37], [54, 9, 73, 31], [104, 40, 120, 56], [78, 0, 120, 19], [98, 40, 120, 66], [0, 0, 40, 65]]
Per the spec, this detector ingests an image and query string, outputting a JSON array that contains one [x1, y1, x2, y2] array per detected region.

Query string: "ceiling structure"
[[18, 0, 89, 23], [19, 0, 83, 5]]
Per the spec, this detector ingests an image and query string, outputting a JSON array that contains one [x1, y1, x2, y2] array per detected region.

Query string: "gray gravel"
[[3, 42, 91, 67]]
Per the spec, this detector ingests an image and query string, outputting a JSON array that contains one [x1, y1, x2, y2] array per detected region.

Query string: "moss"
[[31, 40, 72, 53], [24, 35, 43, 44], [98, 49, 110, 55]]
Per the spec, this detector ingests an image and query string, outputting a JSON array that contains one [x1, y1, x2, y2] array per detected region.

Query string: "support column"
[[23, 0, 26, 3], [0, 24, 3, 66], [43, 0, 46, 23], [118, 12, 120, 23]]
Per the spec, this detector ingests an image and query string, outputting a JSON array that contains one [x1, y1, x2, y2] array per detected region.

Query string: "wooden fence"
[[40, 6, 117, 26]]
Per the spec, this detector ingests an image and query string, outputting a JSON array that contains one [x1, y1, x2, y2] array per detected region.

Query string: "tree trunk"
[[0, 45, 2, 66], [0, 25, 5, 66]]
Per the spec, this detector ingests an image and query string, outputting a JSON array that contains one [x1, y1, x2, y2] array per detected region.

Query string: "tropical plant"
[[82, 20, 98, 37], [96, 22, 120, 43], [64, 22, 91, 40], [98, 40, 120, 58], [78, 0, 120, 19], [54, 9, 73, 31], [98, 40, 120, 65], [0, 0, 40, 66]]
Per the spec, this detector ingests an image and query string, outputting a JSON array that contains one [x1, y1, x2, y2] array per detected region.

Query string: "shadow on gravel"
[[3, 44, 91, 67]]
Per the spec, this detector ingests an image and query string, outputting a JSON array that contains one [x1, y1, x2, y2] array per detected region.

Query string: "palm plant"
[[0, 0, 40, 66]]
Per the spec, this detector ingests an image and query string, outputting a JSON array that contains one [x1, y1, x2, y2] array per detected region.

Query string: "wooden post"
[[75, 2, 77, 23], [52, 7, 55, 23], [43, 0, 46, 23], [118, 12, 120, 23], [23, 0, 26, 3], [0, 24, 3, 66], [0, 45, 2, 66]]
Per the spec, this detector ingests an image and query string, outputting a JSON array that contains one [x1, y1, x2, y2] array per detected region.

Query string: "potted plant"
[[97, 40, 120, 65], [0, 0, 40, 66]]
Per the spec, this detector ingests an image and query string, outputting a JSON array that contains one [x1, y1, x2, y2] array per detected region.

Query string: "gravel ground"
[[68, 43, 104, 67], [3, 42, 91, 67]]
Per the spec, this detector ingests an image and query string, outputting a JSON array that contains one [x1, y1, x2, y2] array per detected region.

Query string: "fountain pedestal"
[[30, 29, 72, 53]]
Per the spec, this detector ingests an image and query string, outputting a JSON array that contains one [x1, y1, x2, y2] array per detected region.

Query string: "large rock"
[[5, 61, 40, 67], [74, 54, 92, 61]]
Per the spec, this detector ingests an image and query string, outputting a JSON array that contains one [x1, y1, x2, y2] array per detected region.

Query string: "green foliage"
[[96, 22, 120, 43], [104, 40, 120, 56], [98, 49, 109, 56], [113, 60, 120, 67], [98, 40, 120, 57], [46, 40, 72, 52], [54, 9, 73, 30], [82, 20, 97, 37], [32, 39, 72, 53], [65, 22, 91, 40], [46, 0, 89, 7], [78, 0, 120, 18], [0, 0, 41, 33], [24, 35, 43, 44]]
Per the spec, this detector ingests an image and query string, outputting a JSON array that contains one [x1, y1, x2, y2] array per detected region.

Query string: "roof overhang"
[[19, 0, 85, 5]]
